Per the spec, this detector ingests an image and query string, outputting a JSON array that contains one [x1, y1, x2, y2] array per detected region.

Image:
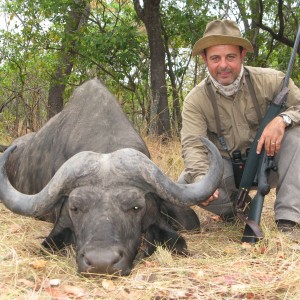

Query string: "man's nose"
[[219, 58, 228, 68]]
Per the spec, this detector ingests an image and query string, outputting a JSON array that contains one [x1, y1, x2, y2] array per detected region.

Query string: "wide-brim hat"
[[192, 19, 254, 56]]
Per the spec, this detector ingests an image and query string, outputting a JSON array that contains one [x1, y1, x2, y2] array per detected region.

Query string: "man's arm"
[[181, 91, 211, 183]]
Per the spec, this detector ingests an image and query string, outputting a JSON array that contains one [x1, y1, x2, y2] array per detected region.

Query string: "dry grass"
[[1, 136, 300, 299]]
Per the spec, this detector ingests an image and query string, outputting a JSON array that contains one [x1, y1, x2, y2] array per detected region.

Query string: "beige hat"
[[192, 19, 254, 56]]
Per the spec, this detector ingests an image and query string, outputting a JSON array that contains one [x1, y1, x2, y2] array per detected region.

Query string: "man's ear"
[[201, 51, 207, 63], [241, 48, 247, 60]]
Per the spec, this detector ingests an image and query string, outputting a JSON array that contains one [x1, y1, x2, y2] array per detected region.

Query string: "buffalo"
[[0, 79, 223, 276]]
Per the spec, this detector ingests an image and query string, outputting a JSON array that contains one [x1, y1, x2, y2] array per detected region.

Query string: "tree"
[[255, 0, 299, 48], [75, 0, 151, 130], [232, 0, 300, 81], [47, 0, 90, 119], [1, 0, 300, 139], [159, 1, 211, 133], [133, 0, 170, 136]]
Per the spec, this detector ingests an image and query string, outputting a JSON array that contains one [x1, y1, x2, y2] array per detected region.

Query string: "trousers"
[[178, 126, 300, 223]]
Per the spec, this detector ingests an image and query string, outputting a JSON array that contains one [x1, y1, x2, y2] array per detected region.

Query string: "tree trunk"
[[162, 23, 182, 134], [47, 1, 90, 119], [234, 0, 260, 62], [133, 0, 170, 136]]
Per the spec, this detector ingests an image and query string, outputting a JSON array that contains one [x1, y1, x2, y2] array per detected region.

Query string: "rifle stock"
[[242, 155, 274, 243]]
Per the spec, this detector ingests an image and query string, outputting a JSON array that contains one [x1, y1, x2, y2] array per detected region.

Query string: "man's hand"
[[200, 189, 220, 207], [256, 116, 287, 156]]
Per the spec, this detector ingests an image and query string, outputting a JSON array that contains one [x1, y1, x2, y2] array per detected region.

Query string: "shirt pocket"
[[244, 106, 260, 131]]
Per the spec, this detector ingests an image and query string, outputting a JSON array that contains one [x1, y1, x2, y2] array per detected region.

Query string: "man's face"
[[201, 45, 247, 86]]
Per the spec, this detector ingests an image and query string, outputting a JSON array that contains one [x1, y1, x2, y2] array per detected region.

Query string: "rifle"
[[235, 26, 300, 243]]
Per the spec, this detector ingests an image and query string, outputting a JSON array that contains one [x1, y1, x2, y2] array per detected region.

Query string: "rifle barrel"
[[283, 26, 300, 88]]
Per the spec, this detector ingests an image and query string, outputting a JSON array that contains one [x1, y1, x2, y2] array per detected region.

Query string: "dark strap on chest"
[[206, 78, 229, 151], [244, 69, 263, 122], [206, 68, 262, 152]]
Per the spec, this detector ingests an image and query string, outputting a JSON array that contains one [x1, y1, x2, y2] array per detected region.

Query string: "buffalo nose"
[[79, 247, 131, 276]]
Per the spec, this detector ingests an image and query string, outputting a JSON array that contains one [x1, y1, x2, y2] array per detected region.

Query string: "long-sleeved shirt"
[[181, 66, 300, 183]]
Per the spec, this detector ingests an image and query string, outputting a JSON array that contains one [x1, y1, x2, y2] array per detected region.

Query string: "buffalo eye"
[[70, 205, 79, 213], [132, 206, 141, 211]]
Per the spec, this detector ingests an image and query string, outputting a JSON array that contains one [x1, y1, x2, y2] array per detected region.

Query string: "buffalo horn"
[[111, 136, 224, 206], [0, 137, 223, 216]]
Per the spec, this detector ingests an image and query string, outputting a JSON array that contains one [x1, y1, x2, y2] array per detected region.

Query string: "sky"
[[0, 0, 5, 29], [0, 12, 7, 30], [0, 10, 19, 31]]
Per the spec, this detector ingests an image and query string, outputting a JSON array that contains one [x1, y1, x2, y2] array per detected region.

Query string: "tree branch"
[[255, 0, 297, 50], [133, 0, 144, 22]]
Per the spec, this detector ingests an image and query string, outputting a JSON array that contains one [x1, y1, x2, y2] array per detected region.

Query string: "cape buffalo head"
[[0, 138, 223, 276]]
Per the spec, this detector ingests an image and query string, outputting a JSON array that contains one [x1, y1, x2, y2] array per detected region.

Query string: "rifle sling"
[[206, 78, 228, 151], [244, 69, 263, 122]]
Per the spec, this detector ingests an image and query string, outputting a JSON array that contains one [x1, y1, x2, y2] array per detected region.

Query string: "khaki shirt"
[[181, 66, 300, 183]]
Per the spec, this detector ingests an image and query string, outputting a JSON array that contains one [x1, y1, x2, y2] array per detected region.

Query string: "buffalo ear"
[[42, 227, 74, 251], [143, 222, 188, 256], [160, 201, 200, 231], [42, 198, 75, 251]]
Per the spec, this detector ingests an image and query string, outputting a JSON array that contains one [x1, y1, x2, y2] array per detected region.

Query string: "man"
[[180, 19, 300, 232]]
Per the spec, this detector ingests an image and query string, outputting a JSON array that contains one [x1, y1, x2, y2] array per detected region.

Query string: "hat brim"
[[192, 35, 254, 56]]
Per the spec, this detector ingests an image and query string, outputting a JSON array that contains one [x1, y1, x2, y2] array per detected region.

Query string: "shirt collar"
[[209, 66, 244, 97]]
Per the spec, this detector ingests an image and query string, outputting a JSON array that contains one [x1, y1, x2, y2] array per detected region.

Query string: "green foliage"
[[71, 1, 150, 124], [1, 0, 300, 137], [236, 0, 300, 85]]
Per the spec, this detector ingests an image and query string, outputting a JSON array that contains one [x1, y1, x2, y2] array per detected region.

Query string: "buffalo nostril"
[[83, 254, 92, 267], [111, 250, 123, 264], [79, 248, 127, 275]]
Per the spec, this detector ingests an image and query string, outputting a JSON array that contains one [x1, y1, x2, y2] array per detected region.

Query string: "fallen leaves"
[[101, 279, 115, 291], [29, 259, 47, 269], [16, 278, 88, 299], [44, 285, 86, 299], [44, 287, 70, 300], [241, 241, 287, 259], [17, 278, 36, 289], [277, 251, 285, 259], [8, 223, 23, 234], [63, 285, 86, 297], [223, 246, 239, 255], [241, 242, 253, 250]]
